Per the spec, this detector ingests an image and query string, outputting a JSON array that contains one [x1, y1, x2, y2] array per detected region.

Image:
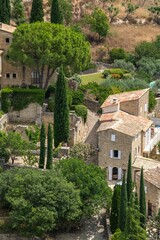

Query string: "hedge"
[[1, 88, 45, 113]]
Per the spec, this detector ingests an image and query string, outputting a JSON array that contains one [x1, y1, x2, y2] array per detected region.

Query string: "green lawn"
[[80, 72, 105, 85]]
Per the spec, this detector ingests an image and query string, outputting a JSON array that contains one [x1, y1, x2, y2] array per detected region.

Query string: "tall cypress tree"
[[0, 0, 11, 24], [139, 167, 146, 229], [54, 66, 69, 148], [127, 153, 132, 204], [39, 123, 46, 169], [46, 124, 53, 170], [51, 0, 63, 24], [30, 0, 44, 23], [110, 185, 121, 233], [119, 173, 127, 232]]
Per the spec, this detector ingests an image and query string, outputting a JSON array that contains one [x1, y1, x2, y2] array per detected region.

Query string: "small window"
[[113, 150, 118, 158], [6, 73, 10, 78], [13, 73, 16, 78], [5, 38, 10, 44], [111, 134, 115, 142]]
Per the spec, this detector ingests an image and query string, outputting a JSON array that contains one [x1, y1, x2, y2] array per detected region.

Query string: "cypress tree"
[[139, 167, 146, 229], [0, 0, 11, 24], [51, 0, 63, 24], [119, 173, 127, 232], [46, 124, 53, 170], [110, 185, 121, 233], [54, 66, 69, 148], [127, 153, 132, 204], [39, 123, 46, 169], [30, 0, 44, 23]]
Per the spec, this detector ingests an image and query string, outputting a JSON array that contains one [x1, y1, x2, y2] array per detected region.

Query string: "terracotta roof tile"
[[97, 110, 152, 136], [101, 89, 149, 108]]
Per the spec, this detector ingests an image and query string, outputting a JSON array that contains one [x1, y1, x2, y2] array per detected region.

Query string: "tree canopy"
[[0, 167, 81, 236], [55, 158, 112, 217], [8, 22, 91, 89]]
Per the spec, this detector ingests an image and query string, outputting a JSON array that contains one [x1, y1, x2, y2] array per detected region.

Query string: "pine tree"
[[54, 66, 69, 148], [46, 124, 53, 170], [139, 167, 146, 229], [51, 0, 63, 24], [0, 0, 11, 24], [127, 153, 132, 204], [110, 185, 121, 233], [30, 0, 44, 23], [119, 173, 127, 232], [39, 123, 46, 169], [11, 0, 25, 25]]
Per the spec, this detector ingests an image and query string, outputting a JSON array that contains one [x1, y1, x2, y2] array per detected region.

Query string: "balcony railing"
[[143, 128, 160, 153]]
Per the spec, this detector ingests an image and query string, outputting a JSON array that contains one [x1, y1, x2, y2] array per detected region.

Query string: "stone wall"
[[8, 103, 42, 124], [120, 89, 149, 117], [136, 173, 160, 215], [84, 98, 100, 113], [98, 129, 133, 170]]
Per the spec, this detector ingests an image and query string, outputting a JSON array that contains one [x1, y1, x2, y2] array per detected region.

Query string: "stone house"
[[135, 167, 160, 216], [97, 89, 160, 181], [0, 22, 55, 88]]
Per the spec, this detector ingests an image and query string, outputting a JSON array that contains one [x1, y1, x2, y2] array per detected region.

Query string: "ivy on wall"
[[1, 88, 45, 113]]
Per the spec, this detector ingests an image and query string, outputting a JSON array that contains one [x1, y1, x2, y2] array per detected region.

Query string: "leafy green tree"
[[110, 185, 121, 233], [0, 0, 11, 24], [0, 168, 82, 236], [119, 173, 127, 231], [11, 0, 25, 25], [56, 158, 112, 217], [70, 143, 94, 162], [127, 153, 132, 203], [8, 22, 91, 89], [54, 66, 69, 148], [139, 167, 146, 229], [39, 123, 46, 169], [51, 0, 63, 24], [46, 124, 53, 169], [0, 130, 34, 163], [88, 8, 109, 41], [30, 0, 44, 23]]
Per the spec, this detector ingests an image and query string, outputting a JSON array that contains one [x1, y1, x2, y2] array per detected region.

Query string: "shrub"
[[75, 105, 88, 122], [48, 97, 54, 112], [69, 74, 82, 85], [110, 73, 121, 79], [103, 68, 128, 78], [72, 89, 84, 105], [1, 88, 12, 113], [103, 69, 110, 78], [109, 48, 126, 62], [112, 59, 136, 72]]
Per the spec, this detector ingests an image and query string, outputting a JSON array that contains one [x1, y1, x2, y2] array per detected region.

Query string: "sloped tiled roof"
[[101, 89, 149, 108], [0, 22, 16, 33], [132, 156, 160, 170], [137, 167, 160, 189], [97, 110, 152, 137]]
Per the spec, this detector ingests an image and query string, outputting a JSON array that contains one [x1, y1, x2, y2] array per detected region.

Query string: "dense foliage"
[[51, 0, 63, 24], [0, 0, 10, 24], [110, 185, 121, 233], [1, 88, 45, 113], [139, 167, 146, 229], [0, 168, 81, 236], [75, 104, 88, 122]]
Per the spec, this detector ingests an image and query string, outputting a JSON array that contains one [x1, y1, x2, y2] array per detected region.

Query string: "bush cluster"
[[75, 104, 88, 122]]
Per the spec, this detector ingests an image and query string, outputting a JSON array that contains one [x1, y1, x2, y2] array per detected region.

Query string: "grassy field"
[[80, 72, 105, 85]]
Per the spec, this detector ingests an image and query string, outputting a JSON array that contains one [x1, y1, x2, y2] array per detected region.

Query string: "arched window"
[[112, 167, 118, 180]]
